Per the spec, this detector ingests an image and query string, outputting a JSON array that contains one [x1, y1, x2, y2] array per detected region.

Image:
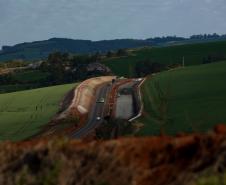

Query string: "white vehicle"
[[134, 78, 143, 82], [97, 98, 105, 103], [96, 117, 101, 121]]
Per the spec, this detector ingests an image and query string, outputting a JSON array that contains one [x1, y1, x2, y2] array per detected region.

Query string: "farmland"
[[0, 83, 76, 141], [138, 61, 226, 136], [104, 41, 226, 77]]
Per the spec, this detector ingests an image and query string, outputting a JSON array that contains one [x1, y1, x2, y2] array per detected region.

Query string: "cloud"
[[0, 0, 226, 47]]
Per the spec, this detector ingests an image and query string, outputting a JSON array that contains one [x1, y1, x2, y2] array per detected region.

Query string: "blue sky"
[[0, 0, 226, 47]]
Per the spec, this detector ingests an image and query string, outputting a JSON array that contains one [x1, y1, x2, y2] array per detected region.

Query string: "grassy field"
[[0, 83, 76, 141], [138, 61, 226, 136], [104, 41, 226, 77]]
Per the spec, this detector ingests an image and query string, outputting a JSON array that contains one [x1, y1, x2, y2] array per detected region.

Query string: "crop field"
[[138, 61, 226, 136], [104, 41, 226, 77], [0, 83, 76, 141]]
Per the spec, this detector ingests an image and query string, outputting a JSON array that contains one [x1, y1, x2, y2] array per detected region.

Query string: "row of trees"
[[0, 48, 128, 87], [146, 34, 226, 42], [202, 53, 226, 64], [40, 52, 110, 85], [0, 74, 16, 85], [135, 59, 166, 77], [0, 51, 112, 93], [190, 33, 226, 40], [0, 60, 27, 69], [106, 49, 128, 58], [135, 52, 226, 77]]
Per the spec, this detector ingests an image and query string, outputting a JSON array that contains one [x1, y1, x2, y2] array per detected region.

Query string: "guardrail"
[[129, 78, 146, 122]]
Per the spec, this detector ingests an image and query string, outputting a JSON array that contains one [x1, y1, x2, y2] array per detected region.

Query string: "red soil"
[[1, 125, 226, 185]]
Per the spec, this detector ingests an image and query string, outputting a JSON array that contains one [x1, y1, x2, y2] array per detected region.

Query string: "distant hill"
[[0, 38, 151, 62], [1, 34, 226, 62]]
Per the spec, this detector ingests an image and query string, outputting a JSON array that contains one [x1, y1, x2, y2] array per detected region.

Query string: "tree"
[[117, 49, 128, 56], [92, 52, 101, 62], [46, 52, 65, 84], [106, 51, 114, 58], [135, 59, 165, 77], [95, 119, 134, 140]]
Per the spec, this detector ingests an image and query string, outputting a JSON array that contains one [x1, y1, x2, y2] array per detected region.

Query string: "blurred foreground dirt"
[[1, 125, 226, 185]]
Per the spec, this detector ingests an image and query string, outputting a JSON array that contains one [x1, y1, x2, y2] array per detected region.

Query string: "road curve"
[[71, 78, 144, 138], [71, 83, 110, 138]]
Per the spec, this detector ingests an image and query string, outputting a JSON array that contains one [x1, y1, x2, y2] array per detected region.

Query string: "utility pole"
[[182, 56, 185, 67]]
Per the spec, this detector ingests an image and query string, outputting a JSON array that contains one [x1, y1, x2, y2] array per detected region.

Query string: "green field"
[[0, 83, 76, 141], [104, 41, 226, 77], [138, 61, 226, 136]]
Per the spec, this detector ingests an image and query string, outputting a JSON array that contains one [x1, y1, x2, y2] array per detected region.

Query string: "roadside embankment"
[[57, 76, 115, 120], [41, 76, 115, 137]]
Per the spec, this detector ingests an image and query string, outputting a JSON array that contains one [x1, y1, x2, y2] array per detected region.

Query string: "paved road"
[[71, 79, 142, 138], [115, 80, 141, 120], [71, 83, 110, 138]]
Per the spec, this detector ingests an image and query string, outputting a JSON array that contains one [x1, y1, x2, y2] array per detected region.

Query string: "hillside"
[[1, 37, 226, 62], [0, 83, 76, 141], [138, 61, 226, 136], [0, 129, 226, 185], [104, 41, 226, 77], [0, 38, 151, 62]]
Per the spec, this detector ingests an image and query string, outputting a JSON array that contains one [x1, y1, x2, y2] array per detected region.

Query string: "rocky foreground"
[[1, 125, 226, 185]]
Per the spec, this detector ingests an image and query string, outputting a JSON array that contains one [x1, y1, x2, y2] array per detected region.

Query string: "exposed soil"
[[1, 125, 226, 185], [38, 76, 116, 138], [59, 87, 76, 113]]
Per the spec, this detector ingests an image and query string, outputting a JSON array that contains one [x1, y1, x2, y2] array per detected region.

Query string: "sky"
[[0, 0, 226, 47]]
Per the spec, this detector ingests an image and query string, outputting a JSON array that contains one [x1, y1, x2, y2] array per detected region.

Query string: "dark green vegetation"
[[0, 52, 112, 93], [138, 61, 226, 136], [0, 38, 151, 61], [104, 41, 226, 77], [0, 70, 50, 93], [1, 34, 226, 62], [194, 171, 226, 185], [0, 60, 27, 68], [95, 119, 134, 139], [0, 83, 76, 141]]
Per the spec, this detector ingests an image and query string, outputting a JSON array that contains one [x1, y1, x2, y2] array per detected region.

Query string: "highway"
[[71, 78, 143, 139], [71, 82, 111, 138], [115, 80, 142, 120]]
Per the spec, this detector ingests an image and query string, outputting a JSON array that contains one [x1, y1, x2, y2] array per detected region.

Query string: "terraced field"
[[138, 61, 226, 136], [0, 83, 76, 141]]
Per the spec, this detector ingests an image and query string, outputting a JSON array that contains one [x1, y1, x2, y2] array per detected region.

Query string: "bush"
[[95, 119, 134, 140]]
